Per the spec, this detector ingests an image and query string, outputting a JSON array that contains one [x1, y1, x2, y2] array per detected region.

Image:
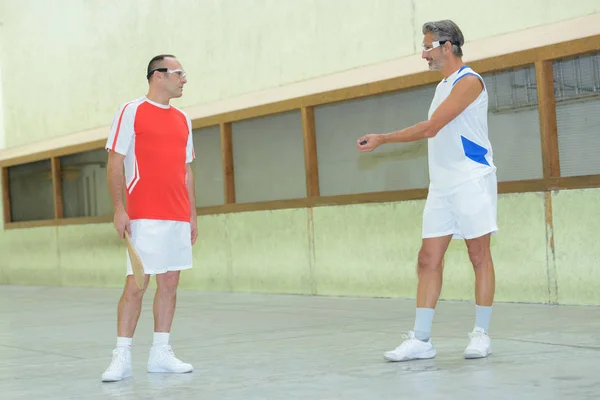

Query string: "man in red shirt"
[[101, 54, 198, 382]]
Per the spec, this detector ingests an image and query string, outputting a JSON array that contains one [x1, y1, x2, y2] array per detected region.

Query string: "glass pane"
[[487, 108, 543, 181], [557, 98, 600, 177], [232, 110, 306, 203], [484, 65, 538, 112], [553, 51, 600, 101], [8, 159, 54, 222], [482, 65, 543, 181], [314, 86, 434, 196], [554, 52, 600, 177], [191, 126, 225, 207], [60, 149, 112, 218]]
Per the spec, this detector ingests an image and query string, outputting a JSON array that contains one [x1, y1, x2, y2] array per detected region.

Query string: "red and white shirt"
[[106, 97, 195, 223]]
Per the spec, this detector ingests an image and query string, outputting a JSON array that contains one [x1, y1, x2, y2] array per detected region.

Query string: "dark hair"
[[422, 20, 464, 57], [146, 54, 176, 80]]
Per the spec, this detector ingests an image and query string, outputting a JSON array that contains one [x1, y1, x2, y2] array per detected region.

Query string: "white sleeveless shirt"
[[427, 65, 496, 192]]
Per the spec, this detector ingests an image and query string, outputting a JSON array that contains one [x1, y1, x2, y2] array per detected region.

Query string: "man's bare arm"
[[185, 164, 196, 217], [107, 151, 126, 211], [186, 163, 198, 245], [357, 75, 484, 151], [383, 75, 484, 142], [107, 150, 129, 237]]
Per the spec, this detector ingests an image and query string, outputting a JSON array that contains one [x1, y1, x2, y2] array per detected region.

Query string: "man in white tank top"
[[357, 20, 497, 361]]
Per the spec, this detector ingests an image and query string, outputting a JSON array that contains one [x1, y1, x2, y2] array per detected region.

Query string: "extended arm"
[[357, 75, 484, 150]]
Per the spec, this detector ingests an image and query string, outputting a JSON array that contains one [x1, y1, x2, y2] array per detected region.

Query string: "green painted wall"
[[1, 2, 599, 306], [0, 1, 598, 147], [553, 188, 600, 305], [2, 189, 598, 306]]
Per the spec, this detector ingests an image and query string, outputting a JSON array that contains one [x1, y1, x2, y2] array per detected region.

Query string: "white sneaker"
[[101, 347, 132, 382], [464, 327, 492, 359], [384, 331, 436, 362], [147, 345, 193, 373]]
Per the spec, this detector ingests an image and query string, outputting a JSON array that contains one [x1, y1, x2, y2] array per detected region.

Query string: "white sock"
[[153, 332, 170, 346], [413, 308, 435, 341], [475, 305, 493, 333], [116, 337, 132, 348]]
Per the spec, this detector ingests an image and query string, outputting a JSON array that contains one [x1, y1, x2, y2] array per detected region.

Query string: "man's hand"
[[190, 215, 198, 245], [114, 208, 131, 238], [357, 134, 383, 152]]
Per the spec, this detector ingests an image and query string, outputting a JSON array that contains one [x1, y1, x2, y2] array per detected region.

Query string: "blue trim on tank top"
[[461, 136, 490, 166], [453, 72, 486, 91], [444, 65, 470, 82]]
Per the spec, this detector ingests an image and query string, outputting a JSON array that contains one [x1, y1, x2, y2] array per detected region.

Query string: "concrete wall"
[[0, 55, 5, 150], [1, 188, 599, 305], [1, 1, 600, 306], [1, 0, 598, 147]]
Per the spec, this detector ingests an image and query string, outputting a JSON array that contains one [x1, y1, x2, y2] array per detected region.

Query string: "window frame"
[[2, 35, 600, 230]]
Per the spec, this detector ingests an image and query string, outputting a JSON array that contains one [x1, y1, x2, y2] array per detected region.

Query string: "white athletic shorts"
[[422, 172, 498, 240], [126, 219, 193, 276]]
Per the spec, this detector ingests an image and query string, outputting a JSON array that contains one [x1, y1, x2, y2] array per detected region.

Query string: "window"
[[482, 65, 543, 182], [314, 85, 435, 196], [60, 149, 112, 218], [191, 125, 225, 207], [8, 159, 54, 222], [231, 110, 306, 203], [554, 51, 600, 177]]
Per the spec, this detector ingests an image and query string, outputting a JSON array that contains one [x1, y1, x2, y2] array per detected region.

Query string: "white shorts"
[[422, 172, 498, 240], [126, 219, 193, 276]]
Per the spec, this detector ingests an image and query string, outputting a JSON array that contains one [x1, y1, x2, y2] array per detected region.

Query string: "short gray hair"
[[422, 20, 464, 57]]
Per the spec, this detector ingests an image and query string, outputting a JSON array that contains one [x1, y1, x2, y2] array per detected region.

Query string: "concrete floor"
[[1, 286, 599, 400]]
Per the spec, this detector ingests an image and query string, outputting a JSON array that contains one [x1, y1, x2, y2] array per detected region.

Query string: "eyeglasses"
[[422, 40, 451, 52], [146, 68, 187, 80]]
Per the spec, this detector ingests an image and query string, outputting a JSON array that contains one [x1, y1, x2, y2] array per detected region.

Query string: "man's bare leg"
[[416, 235, 453, 307], [153, 270, 180, 334], [147, 270, 193, 373], [465, 233, 495, 307], [465, 233, 495, 332], [462, 232, 495, 359], [383, 235, 453, 362], [413, 234, 453, 341], [117, 275, 150, 337], [102, 275, 150, 382]]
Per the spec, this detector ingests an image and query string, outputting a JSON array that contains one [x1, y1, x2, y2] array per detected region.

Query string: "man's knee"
[[466, 235, 492, 269], [123, 276, 146, 301], [417, 248, 444, 272], [156, 271, 180, 294], [417, 236, 451, 274]]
